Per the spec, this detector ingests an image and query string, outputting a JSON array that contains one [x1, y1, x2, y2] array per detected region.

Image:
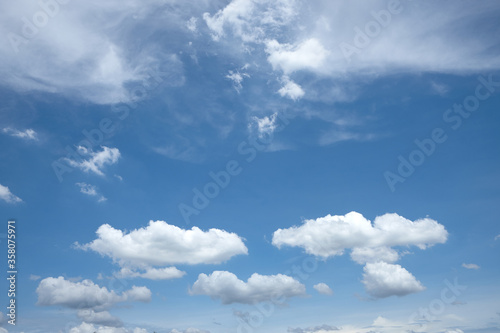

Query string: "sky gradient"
[[0, 1, 500, 332]]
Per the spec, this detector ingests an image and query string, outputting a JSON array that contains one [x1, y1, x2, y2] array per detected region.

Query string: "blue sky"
[[1, 0, 500, 332]]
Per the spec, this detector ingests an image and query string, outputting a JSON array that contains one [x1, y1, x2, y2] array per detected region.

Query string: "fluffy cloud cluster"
[[37, 276, 151, 330], [78, 221, 248, 279], [0, 183, 22, 203], [190, 270, 306, 304], [272, 211, 448, 298], [66, 146, 120, 176], [36, 276, 151, 311]]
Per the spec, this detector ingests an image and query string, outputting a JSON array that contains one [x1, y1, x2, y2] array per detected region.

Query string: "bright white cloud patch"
[[0, 184, 22, 203], [313, 283, 333, 296], [66, 146, 120, 176], [251, 113, 278, 138], [37, 277, 151, 311], [272, 212, 447, 258], [2, 127, 38, 141], [266, 38, 329, 74], [190, 270, 306, 304], [203, 0, 298, 42], [462, 263, 480, 270], [362, 262, 425, 298], [78, 221, 248, 279], [76, 182, 107, 202], [273, 211, 446, 298], [278, 76, 305, 100]]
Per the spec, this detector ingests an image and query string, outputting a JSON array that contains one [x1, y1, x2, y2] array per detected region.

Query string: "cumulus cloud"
[[313, 283, 333, 296], [462, 263, 480, 270], [273, 211, 446, 298], [0, 183, 22, 203], [278, 76, 305, 101], [2, 127, 38, 141], [36, 276, 151, 311], [78, 221, 247, 280], [362, 262, 425, 298], [69, 322, 147, 333], [76, 182, 107, 202], [190, 270, 306, 304], [272, 212, 447, 258], [66, 146, 120, 176]]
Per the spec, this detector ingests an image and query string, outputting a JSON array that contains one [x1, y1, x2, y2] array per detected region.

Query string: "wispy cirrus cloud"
[[76, 182, 107, 202], [2, 127, 38, 141]]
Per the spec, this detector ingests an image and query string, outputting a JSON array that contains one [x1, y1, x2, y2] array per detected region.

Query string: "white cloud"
[[313, 283, 333, 296], [30, 274, 41, 281], [462, 263, 480, 270], [0, 0, 185, 104], [77, 310, 123, 327], [266, 38, 329, 74], [0, 184, 22, 203], [2, 127, 38, 141], [186, 17, 198, 32], [272, 212, 448, 258], [350, 246, 399, 264], [76, 182, 107, 202], [362, 262, 425, 298], [69, 322, 147, 333], [288, 324, 339, 333], [190, 270, 306, 304], [116, 267, 186, 280], [250, 113, 278, 138], [273, 211, 446, 298], [78, 221, 248, 279], [495, 234, 500, 241], [36, 276, 151, 311], [226, 70, 249, 93], [203, 0, 298, 42], [66, 146, 120, 176], [278, 76, 305, 101], [170, 329, 210, 333]]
